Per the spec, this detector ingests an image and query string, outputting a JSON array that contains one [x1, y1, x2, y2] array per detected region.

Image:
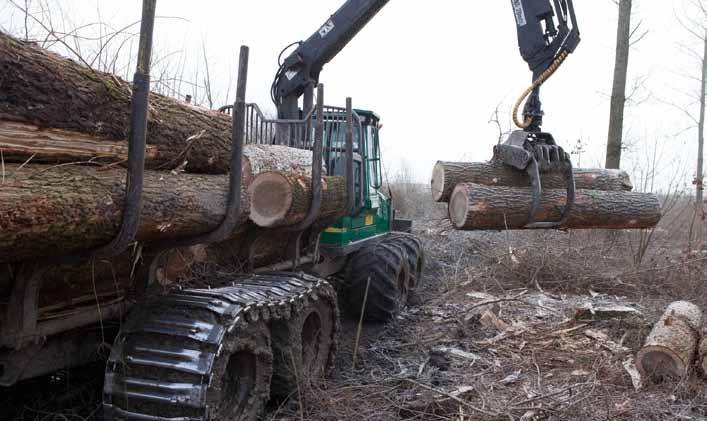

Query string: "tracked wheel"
[[104, 273, 337, 421], [340, 241, 410, 322], [269, 280, 339, 398]]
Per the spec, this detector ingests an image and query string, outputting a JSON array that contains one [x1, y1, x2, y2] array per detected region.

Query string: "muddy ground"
[[2, 220, 706, 420]]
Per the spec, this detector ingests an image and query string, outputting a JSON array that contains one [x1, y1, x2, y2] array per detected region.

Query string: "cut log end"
[[431, 162, 446, 202], [449, 184, 471, 229], [248, 172, 293, 228], [636, 301, 702, 383], [636, 346, 687, 380]]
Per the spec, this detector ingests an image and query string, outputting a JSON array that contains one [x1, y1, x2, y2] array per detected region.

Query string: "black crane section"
[[272, 0, 388, 119]]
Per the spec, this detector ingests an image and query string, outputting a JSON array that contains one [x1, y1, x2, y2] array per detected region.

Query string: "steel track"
[[103, 272, 338, 420]]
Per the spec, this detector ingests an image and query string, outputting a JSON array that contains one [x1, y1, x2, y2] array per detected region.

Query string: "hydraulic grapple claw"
[[493, 130, 576, 229]]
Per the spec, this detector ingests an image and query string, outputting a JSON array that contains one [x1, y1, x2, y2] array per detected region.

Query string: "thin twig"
[[352, 276, 371, 370]]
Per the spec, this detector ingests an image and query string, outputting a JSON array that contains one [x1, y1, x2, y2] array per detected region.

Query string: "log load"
[[0, 164, 249, 262], [448, 183, 661, 230], [248, 172, 347, 228], [637, 301, 703, 382], [431, 160, 634, 203], [0, 32, 233, 173]]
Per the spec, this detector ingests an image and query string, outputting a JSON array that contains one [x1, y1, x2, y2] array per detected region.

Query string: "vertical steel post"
[[345, 97, 355, 214], [95, 0, 156, 258]]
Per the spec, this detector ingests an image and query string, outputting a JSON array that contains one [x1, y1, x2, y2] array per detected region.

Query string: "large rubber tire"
[[385, 234, 424, 290], [340, 241, 410, 322], [269, 291, 338, 398], [206, 320, 273, 420]]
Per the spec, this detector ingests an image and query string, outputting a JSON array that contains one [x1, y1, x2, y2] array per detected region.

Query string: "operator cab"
[[318, 108, 392, 252]]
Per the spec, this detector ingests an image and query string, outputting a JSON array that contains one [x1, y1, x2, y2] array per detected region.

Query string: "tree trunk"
[[606, 0, 632, 169], [431, 161, 633, 203], [0, 32, 233, 173], [448, 183, 661, 230], [637, 301, 702, 382], [248, 172, 347, 228], [694, 28, 706, 249], [0, 164, 249, 262]]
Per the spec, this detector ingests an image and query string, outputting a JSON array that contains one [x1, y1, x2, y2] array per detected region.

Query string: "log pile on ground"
[[431, 160, 662, 231], [637, 301, 703, 382]]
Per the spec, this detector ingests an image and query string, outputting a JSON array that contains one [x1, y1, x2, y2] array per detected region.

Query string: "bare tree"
[[675, 0, 706, 249], [606, 0, 633, 169]]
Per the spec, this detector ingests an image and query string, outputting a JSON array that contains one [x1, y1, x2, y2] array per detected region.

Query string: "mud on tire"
[[269, 284, 339, 398], [386, 234, 424, 290], [340, 241, 410, 322]]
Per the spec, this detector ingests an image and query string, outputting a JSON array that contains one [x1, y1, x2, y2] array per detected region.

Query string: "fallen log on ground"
[[0, 32, 233, 173], [431, 160, 633, 203], [637, 301, 702, 382], [699, 334, 707, 378], [448, 183, 661, 230], [248, 172, 347, 228], [0, 164, 249, 262]]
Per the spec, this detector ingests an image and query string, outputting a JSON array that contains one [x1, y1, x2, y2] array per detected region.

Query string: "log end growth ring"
[[636, 345, 687, 381], [430, 162, 446, 202], [248, 172, 293, 228], [448, 183, 471, 229]]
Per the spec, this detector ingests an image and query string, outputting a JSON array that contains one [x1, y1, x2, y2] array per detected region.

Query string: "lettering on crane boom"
[[319, 19, 335, 38], [511, 0, 527, 27]]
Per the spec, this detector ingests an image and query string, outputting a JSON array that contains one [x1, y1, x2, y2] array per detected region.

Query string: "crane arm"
[[272, 0, 388, 119]]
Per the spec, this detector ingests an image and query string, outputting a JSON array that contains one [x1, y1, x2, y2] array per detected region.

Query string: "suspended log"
[[0, 32, 232, 173], [248, 172, 347, 228], [0, 164, 249, 262], [431, 160, 633, 202], [448, 183, 661, 230], [637, 301, 703, 382]]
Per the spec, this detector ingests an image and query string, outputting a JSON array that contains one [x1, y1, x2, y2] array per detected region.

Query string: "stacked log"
[[432, 159, 661, 231], [0, 164, 249, 262], [0, 31, 354, 324], [248, 173, 347, 228], [431, 161, 633, 203], [637, 301, 703, 382]]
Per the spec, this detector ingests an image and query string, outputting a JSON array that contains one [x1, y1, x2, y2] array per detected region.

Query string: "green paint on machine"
[[317, 109, 395, 250]]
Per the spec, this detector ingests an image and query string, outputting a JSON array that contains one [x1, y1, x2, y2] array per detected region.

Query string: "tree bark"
[[241, 144, 323, 187], [248, 172, 347, 228], [448, 183, 661, 230], [606, 0, 633, 169], [637, 301, 702, 382], [0, 32, 233, 173], [431, 160, 633, 203], [699, 333, 707, 378], [0, 164, 249, 262]]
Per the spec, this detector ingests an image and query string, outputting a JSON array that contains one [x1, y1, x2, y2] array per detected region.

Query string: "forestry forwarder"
[[0, 1, 593, 421]]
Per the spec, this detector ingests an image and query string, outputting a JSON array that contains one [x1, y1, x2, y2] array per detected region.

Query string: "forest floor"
[[1, 220, 706, 420], [272, 220, 707, 421]]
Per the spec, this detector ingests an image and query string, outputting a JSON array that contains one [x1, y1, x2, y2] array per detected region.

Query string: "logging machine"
[[0, 1, 595, 420]]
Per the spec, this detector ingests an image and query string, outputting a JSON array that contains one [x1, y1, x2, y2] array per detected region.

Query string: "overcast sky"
[[1, 0, 703, 189]]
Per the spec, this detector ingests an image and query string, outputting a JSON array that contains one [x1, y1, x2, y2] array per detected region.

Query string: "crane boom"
[[272, 0, 388, 119]]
